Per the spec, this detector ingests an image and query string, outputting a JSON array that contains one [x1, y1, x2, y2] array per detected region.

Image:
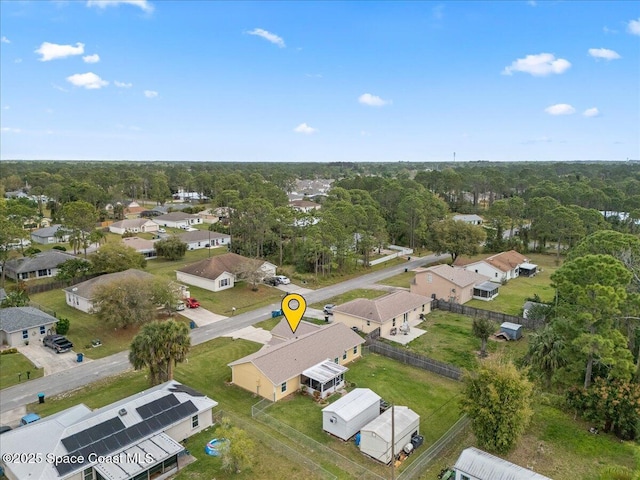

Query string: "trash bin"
[[325, 316, 330, 323], [404, 268, 408, 273], [189, 321, 196, 329], [76, 353, 83, 363], [38, 393, 45, 404]]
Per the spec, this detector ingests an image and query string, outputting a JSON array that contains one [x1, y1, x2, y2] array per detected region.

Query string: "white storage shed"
[[322, 388, 381, 441], [359, 406, 420, 464]]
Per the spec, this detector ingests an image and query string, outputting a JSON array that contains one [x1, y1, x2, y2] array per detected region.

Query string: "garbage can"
[[325, 316, 330, 323], [76, 353, 83, 363], [404, 268, 408, 273], [38, 393, 45, 404], [189, 321, 196, 329]]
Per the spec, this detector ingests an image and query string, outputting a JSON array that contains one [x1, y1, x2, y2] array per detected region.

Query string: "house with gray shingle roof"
[[30, 224, 70, 244], [154, 212, 203, 229], [64, 269, 155, 313], [4, 250, 77, 282], [228, 322, 364, 402], [411, 264, 497, 304], [0, 307, 58, 347], [108, 218, 159, 235], [332, 291, 431, 337], [178, 230, 230, 251]]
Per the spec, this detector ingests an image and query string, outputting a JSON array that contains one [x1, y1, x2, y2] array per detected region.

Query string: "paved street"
[[0, 253, 446, 415]]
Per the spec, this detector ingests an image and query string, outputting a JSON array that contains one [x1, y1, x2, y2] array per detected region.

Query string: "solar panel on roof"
[[61, 434, 82, 451], [136, 394, 179, 419], [92, 440, 110, 456]]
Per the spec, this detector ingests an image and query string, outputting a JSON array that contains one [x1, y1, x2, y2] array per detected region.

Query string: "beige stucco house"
[[228, 322, 364, 402], [109, 218, 159, 235], [332, 291, 431, 336], [411, 264, 498, 303]]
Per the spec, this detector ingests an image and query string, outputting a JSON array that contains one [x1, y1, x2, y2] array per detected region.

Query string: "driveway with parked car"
[[17, 341, 91, 376]]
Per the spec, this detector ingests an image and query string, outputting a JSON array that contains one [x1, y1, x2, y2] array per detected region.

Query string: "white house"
[[452, 214, 483, 225], [109, 218, 159, 235], [453, 447, 551, 480], [359, 406, 420, 464], [176, 252, 276, 293], [0, 381, 217, 480], [121, 237, 158, 259], [454, 250, 528, 284], [3, 251, 76, 282], [289, 199, 322, 213], [322, 388, 381, 441], [178, 230, 231, 250], [0, 307, 58, 347], [30, 224, 69, 244], [154, 212, 203, 229], [64, 269, 155, 313]]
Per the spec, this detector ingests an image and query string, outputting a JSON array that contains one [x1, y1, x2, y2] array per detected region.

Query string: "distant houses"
[[121, 237, 158, 259], [4, 250, 76, 282], [109, 218, 159, 235], [452, 214, 483, 225], [454, 250, 532, 283], [154, 212, 203, 229], [177, 230, 230, 250], [30, 224, 70, 244]]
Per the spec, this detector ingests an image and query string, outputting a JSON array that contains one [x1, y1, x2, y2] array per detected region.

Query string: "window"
[[461, 476, 470, 480], [392, 319, 396, 327], [366, 320, 371, 327], [219, 278, 230, 288], [343, 351, 347, 360], [403, 312, 408, 322], [495, 272, 498, 278], [281, 381, 287, 393], [83, 468, 94, 480], [22, 330, 28, 339], [40, 326, 46, 335], [353, 346, 358, 354], [334, 357, 339, 364], [191, 414, 199, 428], [427, 274, 432, 283]]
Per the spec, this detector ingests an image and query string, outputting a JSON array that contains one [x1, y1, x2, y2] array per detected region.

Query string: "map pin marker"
[[282, 293, 307, 334]]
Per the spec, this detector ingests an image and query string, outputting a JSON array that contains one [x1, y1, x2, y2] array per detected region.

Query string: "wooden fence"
[[432, 299, 544, 330]]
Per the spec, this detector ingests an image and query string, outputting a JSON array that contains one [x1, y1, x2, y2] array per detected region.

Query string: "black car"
[[264, 276, 280, 286], [43, 335, 74, 353], [0, 425, 12, 434]]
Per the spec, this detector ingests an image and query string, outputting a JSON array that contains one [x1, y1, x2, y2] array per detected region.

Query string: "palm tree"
[[525, 325, 566, 389], [472, 317, 495, 358], [129, 320, 191, 386]]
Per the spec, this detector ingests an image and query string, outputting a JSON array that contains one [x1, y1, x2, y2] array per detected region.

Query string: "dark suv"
[[43, 335, 74, 353], [264, 277, 279, 286]]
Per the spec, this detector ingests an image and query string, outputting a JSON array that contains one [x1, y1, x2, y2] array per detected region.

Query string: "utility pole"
[[391, 404, 395, 480], [453, 151, 456, 163]]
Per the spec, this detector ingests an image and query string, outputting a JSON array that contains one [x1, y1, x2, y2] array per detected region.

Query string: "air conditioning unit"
[[330, 416, 337, 424]]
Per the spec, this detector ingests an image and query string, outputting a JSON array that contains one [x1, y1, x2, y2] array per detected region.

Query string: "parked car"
[[264, 277, 279, 286], [43, 334, 73, 353], [274, 275, 291, 285], [174, 301, 186, 311], [323, 304, 336, 315], [0, 426, 12, 434], [158, 228, 167, 233], [185, 297, 200, 308], [20, 413, 41, 426]]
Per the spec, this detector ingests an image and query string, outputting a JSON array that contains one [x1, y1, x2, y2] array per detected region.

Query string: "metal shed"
[[500, 322, 523, 340], [454, 446, 551, 480], [322, 388, 381, 441], [359, 406, 420, 464]]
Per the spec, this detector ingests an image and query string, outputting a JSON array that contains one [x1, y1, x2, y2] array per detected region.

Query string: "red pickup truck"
[[185, 297, 200, 309]]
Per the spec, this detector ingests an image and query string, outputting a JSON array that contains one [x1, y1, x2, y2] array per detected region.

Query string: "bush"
[[56, 317, 70, 335], [52, 245, 67, 251], [24, 246, 42, 256], [0, 348, 18, 355]]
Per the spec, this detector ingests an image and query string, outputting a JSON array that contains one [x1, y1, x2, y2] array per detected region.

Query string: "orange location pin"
[[281, 293, 307, 333]]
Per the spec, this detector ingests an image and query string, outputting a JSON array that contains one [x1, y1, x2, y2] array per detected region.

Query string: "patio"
[[380, 326, 427, 345]]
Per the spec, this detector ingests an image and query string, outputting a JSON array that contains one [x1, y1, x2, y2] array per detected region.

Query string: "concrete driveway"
[[222, 326, 272, 344], [178, 307, 228, 327], [18, 342, 91, 376], [276, 283, 313, 295]]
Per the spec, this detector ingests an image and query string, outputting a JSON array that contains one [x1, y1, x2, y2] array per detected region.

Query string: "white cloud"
[[35, 42, 84, 61], [293, 123, 317, 134], [66, 72, 109, 89], [87, 0, 154, 13], [628, 18, 640, 35], [527, 1, 536, 6], [588, 48, 621, 60], [432, 4, 444, 20], [52, 83, 69, 92], [1, 36, 10, 44], [358, 93, 391, 107], [247, 28, 285, 48], [114, 81, 132, 88], [83, 53, 100, 63], [603, 26, 618, 34], [143, 90, 158, 98], [544, 103, 576, 115], [583, 107, 600, 117], [1, 127, 22, 133], [502, 53, 571, 76], [14, 58, 22, 64]]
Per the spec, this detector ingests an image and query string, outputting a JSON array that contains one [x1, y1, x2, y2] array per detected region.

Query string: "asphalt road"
[[0, 253, 447, 412]]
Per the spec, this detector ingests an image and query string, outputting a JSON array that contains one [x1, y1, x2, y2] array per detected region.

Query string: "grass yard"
[[465, 253, 560, 316], [0, 351, 44, 389], [376, 270, 416, 288], [418, 401, 639, 480], [310, 288, 389, 310], [401, 310, 530, 370], [266, 353, 463, 477]]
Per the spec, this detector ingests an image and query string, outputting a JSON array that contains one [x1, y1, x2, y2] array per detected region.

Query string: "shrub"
[[24, 246, 42, 256], [0, 348, 18, 355], [56, 317, 70, 335], [52, 245, 67, 251]]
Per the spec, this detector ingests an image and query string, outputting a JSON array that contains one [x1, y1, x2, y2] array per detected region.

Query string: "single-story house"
[[0, 307, 58, 347], [196, 207, 233, 224], [359, 406, 420, 464], [64, 269, 155, 313], [0, 381, 217, 480], [4, 250, 76, 282], [332, 291, 431, 336], [228, 322, 365, 402], [30, 224, 70, 244], [454, 250, 529, 283], [268, 318, 322, 346], [289, 200, 322, 213], [152, 204, 192, 215], [411, 264, 495, 304], [453, 447, 551, 480], [322, 388, 381, 441], [121, 237, 157, 259], [499, 322, 523, 341], [452, 214, 483, 225], [178, 230, 231, 250], [109, 218, 159, 235], [176, 252, 276, 293], [154, 212, 203, 229]]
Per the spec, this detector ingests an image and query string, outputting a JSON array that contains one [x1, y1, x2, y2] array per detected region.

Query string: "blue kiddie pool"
[[205, 438, 229, 456]]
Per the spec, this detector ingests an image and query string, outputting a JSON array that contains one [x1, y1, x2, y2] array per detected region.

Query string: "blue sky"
[[1, 0, 638, 162]]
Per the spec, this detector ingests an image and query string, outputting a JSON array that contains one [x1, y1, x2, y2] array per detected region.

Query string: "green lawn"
[[0, 351, 44, 389], [400, 310, 530, 370], [310, 288, 388, 310], [376, 270, 415, 288], [465, 253, 560, 316]]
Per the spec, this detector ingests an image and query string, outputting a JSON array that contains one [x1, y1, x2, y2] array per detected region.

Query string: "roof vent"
[[118, 408, 127, 416]]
